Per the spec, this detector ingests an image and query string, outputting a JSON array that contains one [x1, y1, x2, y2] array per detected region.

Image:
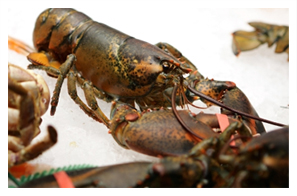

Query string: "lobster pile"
[[8, 8, 289, 188]]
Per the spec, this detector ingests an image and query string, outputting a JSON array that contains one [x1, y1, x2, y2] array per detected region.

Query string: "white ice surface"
[[6, 4, 291, 176]]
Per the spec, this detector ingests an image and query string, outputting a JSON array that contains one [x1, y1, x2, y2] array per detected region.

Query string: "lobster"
[[12, 123, 288, 188], [8, 8, 287, 159], [26, 8, 265, 126], [232, 22, 289, 60], [8, 63, 57, 167], [25, 8, 195, 128]]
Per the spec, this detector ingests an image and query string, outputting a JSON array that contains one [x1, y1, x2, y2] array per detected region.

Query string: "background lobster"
[[7, 5, 289, 185]]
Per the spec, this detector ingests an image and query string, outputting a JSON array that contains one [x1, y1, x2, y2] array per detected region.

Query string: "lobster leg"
[[8, 75, 39, 146], [50, 54, 76, 115], [28, 54, 75, 115], [8, 126, 57, 167], [77, 78, 110, 128], [67, 72, 103, 123], [29, 54, 111, 127]]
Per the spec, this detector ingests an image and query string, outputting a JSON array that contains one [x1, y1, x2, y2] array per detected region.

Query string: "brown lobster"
[[25, 8, 194, 128], [8, 8, 285, 159]]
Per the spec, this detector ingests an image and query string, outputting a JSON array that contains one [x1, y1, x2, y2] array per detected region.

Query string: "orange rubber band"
[[53, 171, 75, 188], [216, 113, 235, 145], [216, 113, 229, 132]]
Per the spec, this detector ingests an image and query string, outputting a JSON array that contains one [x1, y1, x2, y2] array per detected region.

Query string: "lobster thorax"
[[32, 8, 186, 99], [33, 8, 92, 62], [74, 26, 184, 98]]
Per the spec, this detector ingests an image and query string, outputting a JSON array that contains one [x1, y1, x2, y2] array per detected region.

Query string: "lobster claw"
[[220, 87, 266, 135], [248, 22, 287, 48], [232, 22, 289, 59], [185, 78, 267, 135], [109, 101, 221, 157], [232, 30, 263, 56]]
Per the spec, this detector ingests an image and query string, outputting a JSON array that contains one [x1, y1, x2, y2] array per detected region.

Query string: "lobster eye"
[[162, 62, 171, 73]]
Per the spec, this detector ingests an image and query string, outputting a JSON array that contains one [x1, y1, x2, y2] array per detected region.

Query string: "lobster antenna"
[[187, 85, 286, 127], [171, 84, 205, 141]]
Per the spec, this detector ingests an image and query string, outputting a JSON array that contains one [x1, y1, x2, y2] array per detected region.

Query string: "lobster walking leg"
[[8, 69, 40, 145], [9, 126, 57, 167], [29, 53, 111, 127], [67, 72, 102, 123], [50, 54, 76, 115], [80, 80, 110, 127]]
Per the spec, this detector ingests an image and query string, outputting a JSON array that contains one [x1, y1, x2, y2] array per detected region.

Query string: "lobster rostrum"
[[8, 63, 57, 167], [13, 122, 288, 188], [232, 22, 289, 60]]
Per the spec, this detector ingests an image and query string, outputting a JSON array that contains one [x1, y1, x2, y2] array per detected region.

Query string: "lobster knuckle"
[[194, 79, 237, 102], [124, 113, 139, 122]]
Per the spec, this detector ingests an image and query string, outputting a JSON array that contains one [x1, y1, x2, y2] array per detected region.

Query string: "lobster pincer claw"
[[232, 22, 289, 60], [109, 102, 220, 157], [220, 87, 266, 135], [187, 78, 267, 135]]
